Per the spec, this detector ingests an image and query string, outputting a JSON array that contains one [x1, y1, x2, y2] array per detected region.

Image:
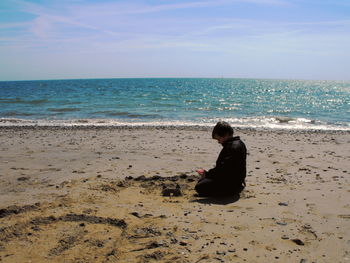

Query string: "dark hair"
[[212, 121, 234, 138]]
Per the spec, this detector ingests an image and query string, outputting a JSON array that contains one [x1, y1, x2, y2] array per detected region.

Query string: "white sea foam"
[[0, 117, 349, 131]]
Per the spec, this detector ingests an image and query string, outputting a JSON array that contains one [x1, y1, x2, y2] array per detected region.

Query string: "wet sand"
[[0, 126, 349, 263]]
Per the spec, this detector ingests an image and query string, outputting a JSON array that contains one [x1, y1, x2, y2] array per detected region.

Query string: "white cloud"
[[1, 0, 349, 80], [1, 0, 293, 45]]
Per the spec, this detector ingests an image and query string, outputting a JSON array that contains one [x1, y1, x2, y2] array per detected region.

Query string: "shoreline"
[[1, 117, 349, 132], [0, 126, 349, 262], [1, 124, 350, 134]]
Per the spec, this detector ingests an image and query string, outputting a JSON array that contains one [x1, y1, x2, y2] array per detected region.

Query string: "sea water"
[[0, 78, 349, 130]]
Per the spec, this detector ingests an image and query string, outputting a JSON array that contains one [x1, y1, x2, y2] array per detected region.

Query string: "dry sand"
[[0, 126, 349, 263]]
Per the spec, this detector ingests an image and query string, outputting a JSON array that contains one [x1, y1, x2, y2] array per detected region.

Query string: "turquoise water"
[[0, 78, 349, 130]]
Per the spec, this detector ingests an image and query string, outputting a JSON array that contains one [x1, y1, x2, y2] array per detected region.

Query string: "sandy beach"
[[0, 126, 349, 263]]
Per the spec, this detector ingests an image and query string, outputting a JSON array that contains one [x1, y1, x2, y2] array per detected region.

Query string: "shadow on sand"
[[191, 194, 240, 205]]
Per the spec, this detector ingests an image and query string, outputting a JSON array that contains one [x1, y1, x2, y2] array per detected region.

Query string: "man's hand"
[[196, 169, 206, 178]]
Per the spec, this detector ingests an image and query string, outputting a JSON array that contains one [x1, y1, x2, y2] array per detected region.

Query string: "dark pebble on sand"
[[146, 241, 166, 249], [106, 249, 117, 257], [292, 239, 305, 246], [276, 222, 287, 226], [179, 240, 188, 246], [17, 177, 29, 181], [97, 242, 104, 248], [131, 212, 141, 218], [117, 181, 126, 187], [162, 185, 182, 197], [31, 226, 40, 231], [142, 251, 164, 260]]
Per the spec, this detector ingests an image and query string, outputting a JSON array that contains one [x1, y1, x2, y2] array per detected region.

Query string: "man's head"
[[212, 121, 233, 144]]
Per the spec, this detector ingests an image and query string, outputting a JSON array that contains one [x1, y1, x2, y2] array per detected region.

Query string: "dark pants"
[[195, 178, 244, 197]]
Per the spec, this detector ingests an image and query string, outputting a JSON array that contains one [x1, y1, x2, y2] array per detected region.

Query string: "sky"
[[0, 0, 350, 81]]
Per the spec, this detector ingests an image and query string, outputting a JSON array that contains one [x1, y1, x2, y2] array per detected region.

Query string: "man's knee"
[[195, 180, 207, 195], [195, 179, 211, 196]]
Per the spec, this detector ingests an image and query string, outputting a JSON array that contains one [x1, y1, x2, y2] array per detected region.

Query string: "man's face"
[[213, 134, 230, 145]]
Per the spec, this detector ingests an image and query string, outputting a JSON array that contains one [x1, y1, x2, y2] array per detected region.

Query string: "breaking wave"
[[0, 117, 349, 131]]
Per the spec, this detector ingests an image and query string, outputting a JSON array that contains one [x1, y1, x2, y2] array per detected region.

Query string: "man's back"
[[207, 136, 247, 186]]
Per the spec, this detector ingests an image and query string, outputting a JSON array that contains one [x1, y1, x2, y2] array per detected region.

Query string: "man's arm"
[[205, 153, 234, 179]]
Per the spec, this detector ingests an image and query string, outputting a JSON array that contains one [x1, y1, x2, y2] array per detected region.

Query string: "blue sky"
[[1, 0, 350, 81]]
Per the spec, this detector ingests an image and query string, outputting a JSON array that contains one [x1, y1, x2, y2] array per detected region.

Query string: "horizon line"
[[1, 76, 349, 82]]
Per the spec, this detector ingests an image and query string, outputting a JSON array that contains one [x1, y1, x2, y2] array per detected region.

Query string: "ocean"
[[0, 78, 349, 130]]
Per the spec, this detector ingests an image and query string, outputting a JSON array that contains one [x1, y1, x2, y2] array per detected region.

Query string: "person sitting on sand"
[[195, 121, 247, 197]]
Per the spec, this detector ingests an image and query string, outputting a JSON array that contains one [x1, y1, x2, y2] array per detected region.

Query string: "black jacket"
[[206, 136, 247, 187]]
